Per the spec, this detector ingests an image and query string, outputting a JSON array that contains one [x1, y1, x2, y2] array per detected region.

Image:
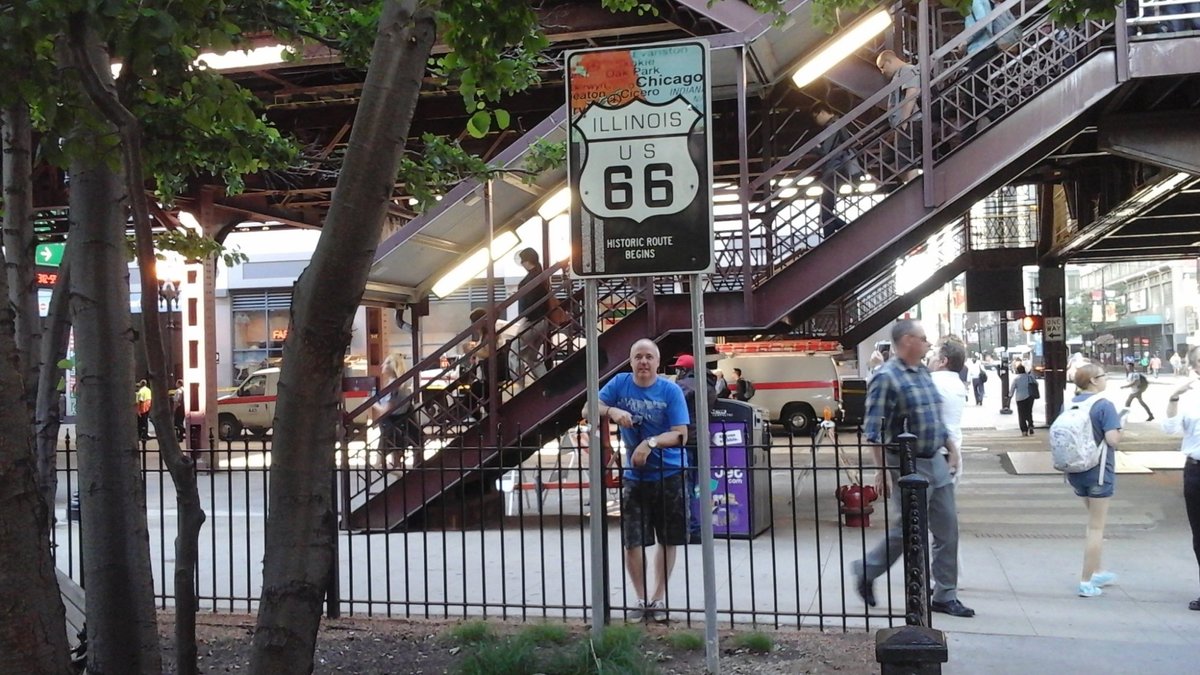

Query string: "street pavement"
[[938, 371, 1200, 674]]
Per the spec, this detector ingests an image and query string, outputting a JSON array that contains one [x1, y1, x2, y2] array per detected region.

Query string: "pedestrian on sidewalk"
[[136, 379, 152, 440], [854, 320, 974, 618], [1067, 363, 1123, 597], [1161, 345, 1200, 611], [967, 355, 985, 405], [1010, 364, 1038, 436], [1121, 370, 1154, 421]]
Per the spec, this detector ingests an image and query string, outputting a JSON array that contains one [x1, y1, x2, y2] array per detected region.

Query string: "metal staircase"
[[344, 4, 1191, 531]]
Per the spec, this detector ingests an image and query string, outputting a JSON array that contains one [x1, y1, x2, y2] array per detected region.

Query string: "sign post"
[[567, 40, 717, 671]]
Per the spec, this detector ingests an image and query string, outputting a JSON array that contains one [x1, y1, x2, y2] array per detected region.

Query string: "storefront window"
[[232, 291, 292, 382]]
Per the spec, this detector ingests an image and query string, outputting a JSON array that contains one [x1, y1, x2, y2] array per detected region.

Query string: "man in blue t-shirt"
[[588, 338, 688, 623]]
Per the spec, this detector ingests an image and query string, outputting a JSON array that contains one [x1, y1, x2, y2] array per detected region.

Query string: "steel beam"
[[1098, 110, 1200, 175]]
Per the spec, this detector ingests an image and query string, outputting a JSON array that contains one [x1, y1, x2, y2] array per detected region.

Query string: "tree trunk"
[[2, 101, 41, 414], [66, 85, 162, 675], [67, 16, 204, 675], [250, 1, 436, 672], [0, 191, 72, 675], [34, 251, 72, 517]]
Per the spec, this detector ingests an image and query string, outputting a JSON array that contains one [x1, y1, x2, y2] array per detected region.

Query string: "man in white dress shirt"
[[1163, 345, 1200, 611]]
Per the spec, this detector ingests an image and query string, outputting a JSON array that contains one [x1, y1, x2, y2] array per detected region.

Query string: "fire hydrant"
[[835, 484, 878, 528]]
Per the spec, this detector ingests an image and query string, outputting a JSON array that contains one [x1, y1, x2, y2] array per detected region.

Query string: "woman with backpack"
[[1010, 364, 1039, 436], [1161, 346, 1200, 611], [1063, 363, 1124, 597]]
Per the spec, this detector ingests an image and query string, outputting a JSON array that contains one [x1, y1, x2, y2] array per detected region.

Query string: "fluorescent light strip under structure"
[[431, 231, 521, 298], [791, 10, 893, 89]]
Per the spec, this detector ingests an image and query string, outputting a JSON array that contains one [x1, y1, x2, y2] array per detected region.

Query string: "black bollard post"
[[876, 430, 948, 674]]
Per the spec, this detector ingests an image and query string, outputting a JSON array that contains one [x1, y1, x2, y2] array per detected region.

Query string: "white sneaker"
[[648, 599, 668, 624], [1078, 581, 1103, 597], [627, 599, 647, 622], [1090, 571, 1117, 587]]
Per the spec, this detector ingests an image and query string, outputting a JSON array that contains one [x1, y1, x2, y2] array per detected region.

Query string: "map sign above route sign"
[[566, 41, 713, 277]]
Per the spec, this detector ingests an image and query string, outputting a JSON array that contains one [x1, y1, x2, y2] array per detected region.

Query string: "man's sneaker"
[[1078, 581, 1103, 597], [627, 599, 647, 622], [1090, 571, 1118, 587], [648, 600, 669, 624]]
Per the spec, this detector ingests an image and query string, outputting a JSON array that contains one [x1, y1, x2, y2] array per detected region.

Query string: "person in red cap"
[[672, 353, 716, 544]]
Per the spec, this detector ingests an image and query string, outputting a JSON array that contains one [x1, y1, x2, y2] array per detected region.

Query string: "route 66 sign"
[[575, 98, 701, 223], [566, 41, 713, 277]]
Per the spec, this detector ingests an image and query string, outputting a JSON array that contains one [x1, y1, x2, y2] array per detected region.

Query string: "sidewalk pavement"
[[936, 373, 1199, 674]]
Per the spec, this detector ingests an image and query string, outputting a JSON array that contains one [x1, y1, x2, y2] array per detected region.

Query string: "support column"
[[183, 187, 221, 468], [1038, 184, 1068, 423]]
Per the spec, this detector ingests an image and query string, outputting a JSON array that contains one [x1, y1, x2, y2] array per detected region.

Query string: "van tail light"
[[833, 378, 840, 403]]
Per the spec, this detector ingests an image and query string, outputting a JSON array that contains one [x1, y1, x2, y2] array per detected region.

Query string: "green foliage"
[[522, 140, 568, 183], [729, 631, 773, 654], [600, 0, 660, 16], [664, 631, 704, 651], [456, 637, 537, 675], [123, 229, 247, 268], [134, 70, 297, 201], [553, 624, 653, 674], [519, 623, 571, 645], [445, 620, 495, 645], [398, 133, 493, 210], [449, 623, 657, 675]]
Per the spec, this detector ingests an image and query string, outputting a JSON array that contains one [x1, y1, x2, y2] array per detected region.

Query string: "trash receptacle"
[[689, 399, 771, 539], [840, 377, 867, 427]]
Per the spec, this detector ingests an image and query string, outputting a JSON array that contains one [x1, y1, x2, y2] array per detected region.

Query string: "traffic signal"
[[1020, 314, 1044, 332]]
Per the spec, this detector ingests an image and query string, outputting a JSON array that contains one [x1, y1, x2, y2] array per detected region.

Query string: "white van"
[[716, 350, 841, 435]]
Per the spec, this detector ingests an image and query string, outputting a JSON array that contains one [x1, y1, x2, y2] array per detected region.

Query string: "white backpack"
[[1049, 395, 1108, 484]]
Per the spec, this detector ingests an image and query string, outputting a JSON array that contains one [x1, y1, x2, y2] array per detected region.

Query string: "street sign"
[[1044, 316, 1065, 342], [35, 243, 65, 267], [566, 40, 713, 277]]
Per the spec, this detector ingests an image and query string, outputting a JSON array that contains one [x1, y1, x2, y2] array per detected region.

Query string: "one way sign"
[[35, 243, 64, 267]]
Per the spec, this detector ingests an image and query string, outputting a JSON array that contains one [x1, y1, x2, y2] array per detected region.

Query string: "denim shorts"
[[1067, 459, 1115, 498]]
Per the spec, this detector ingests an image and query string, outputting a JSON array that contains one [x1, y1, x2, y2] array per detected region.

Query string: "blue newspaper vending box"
[[688, 399, 771, 539]]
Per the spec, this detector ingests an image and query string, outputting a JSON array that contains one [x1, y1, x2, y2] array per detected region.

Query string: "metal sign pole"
[[585, 279, 607, 638], [690, 273, 719, 673]]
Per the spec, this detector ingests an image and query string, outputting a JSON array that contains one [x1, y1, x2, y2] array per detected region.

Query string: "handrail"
[[345, 258, 573, 423]]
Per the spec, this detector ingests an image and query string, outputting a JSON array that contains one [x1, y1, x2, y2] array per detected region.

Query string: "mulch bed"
[[158, 612, 877, 674]]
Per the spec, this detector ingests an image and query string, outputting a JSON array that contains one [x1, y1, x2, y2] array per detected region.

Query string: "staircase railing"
[[706, 0, 1111, 296], [827, 184, 1040, 337], [341, 5, 1119, 519], [340, 260, 661, 511]]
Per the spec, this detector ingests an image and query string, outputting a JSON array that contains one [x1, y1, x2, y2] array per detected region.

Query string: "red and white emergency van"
[[217, 367, 372, 440], [715, 340, 843, 435]]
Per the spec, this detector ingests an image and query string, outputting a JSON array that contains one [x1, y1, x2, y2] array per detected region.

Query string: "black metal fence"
[[53, 421, 918, 632]]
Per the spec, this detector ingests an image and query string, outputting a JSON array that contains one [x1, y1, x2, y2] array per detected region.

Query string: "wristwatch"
[[647, 437, 658, 449]]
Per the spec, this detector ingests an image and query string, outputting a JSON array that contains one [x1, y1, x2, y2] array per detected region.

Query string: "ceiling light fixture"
[[791, 10, 893, 89]]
